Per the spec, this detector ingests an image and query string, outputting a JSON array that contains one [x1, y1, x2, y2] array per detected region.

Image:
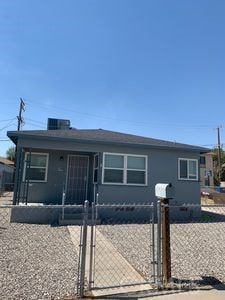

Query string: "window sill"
[[178, 178, 198, 182]]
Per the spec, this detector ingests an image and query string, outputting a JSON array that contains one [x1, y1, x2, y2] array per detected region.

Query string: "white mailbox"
[[155, 183, 174, 199]]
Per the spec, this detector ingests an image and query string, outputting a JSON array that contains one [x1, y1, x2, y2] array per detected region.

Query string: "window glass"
[[127, 170, 145, 184], [104, 169, 123, 183], [26, 168, 46, 181], [127, 156, 145, 169], [180, 160, 187, 179], [105, 154, 124, 168], [179, 158, 198, 180], [103, 153, 147, 185], [200, 156, 206, 165], [28, 154, 47, 167], [24, 153, 48, 181], [189, 160, 197, 176]]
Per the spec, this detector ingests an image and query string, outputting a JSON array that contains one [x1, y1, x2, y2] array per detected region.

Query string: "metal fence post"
[[161, 199, 171, 286], [151, 202, 156, 283], [157, 200, 162, 288], [88, 201, 95, 290], [79, 200, 89, 298]]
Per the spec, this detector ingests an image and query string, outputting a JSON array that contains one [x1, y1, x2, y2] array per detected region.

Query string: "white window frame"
[[178, 158, 198, 181], [23, 152, 49, 182], [102, 152, 148, 186]]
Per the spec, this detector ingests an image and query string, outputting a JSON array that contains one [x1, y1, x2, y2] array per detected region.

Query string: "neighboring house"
[[0, 156, 14, 195], [7, 118, 209, 212], [199, 153, 214, 187]]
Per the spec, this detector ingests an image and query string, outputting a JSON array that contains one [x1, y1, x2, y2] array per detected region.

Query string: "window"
[[23, 153, 49, 182], [93, 154, 99, 183], [178, 158, 198, 180], [200, 156, 206, 165], [103, 153, 147, 185]]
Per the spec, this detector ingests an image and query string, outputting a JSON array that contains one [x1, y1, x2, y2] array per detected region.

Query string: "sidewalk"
[[141, 286, 225, 300]]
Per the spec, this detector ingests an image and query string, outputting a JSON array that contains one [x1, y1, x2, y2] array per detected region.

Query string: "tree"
[[212, 147, 225, 185], [6, 146, 16, 162]]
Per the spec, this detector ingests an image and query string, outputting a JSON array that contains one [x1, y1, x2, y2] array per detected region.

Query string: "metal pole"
[[79, 200, 89, 297], [24, 148, 31, 205], [161, 199, 171, 286], [88, 202, 95, 290], [151, 202, 156, 283], [62, 185, 66, 220], [95, 193, 99, 219], [157, 200, 162, 288], [217, 126, 222, 183]]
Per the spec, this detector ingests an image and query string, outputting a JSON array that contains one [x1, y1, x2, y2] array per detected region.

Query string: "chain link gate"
[[77, 201, 157, 297]]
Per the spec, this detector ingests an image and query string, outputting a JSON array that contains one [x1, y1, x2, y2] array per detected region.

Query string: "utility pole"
[[217, 126, 222, 183], [13, 98, 26, 204], [17, 98, 25, 131]]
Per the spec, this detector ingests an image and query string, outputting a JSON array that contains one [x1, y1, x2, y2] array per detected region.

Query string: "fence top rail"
[[0, 204, 84, 209], [96, 203, 154, 208], [162, 203, 225, 208]]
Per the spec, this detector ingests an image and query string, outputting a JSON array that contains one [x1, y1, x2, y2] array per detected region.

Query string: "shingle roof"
[[7, 128, 209, 152], [0, 156, 14, 165]]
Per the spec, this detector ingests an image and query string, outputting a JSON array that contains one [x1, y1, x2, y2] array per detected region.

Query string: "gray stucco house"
[[7, 120, 208, 214]]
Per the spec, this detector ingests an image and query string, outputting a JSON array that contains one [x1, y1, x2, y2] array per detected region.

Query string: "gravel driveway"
[[0, 208, 79, 300]]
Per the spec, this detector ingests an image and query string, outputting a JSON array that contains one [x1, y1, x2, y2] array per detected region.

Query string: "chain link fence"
[[0, 205, 82, 300], [163, 203, 225, 288], [2, 200, 225, 298]]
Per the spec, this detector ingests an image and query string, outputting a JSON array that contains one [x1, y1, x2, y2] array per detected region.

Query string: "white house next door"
[[66, 155, 89, 204]]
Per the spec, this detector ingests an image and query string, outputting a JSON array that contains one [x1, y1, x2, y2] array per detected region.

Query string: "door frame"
[[65, 154, 89, 203]]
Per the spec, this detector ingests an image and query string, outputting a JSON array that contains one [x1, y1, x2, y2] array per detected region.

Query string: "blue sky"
[[0, 0, 225, 156]]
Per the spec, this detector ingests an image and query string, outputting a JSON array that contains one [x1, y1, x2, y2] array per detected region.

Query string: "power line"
[[25, 99, 219, 129], [0, 118, 16, 123], [0, 120, 16, 131], [25, 118, 46, 126], [25, 121, 46, 129]]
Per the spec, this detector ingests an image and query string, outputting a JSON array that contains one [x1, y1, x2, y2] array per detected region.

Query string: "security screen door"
[[66, 155, 89, 204]]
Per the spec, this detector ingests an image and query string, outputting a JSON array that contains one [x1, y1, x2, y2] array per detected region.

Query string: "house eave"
[[7, 131, 210, 153]]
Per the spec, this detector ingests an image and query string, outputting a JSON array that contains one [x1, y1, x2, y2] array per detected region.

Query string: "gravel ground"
[[97, 212, 225, 288], [2, 203, 225, 297], [0, 208, 79, 300]]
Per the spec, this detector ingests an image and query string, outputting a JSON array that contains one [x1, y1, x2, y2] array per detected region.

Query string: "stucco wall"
[[16, 137, 201, 206]]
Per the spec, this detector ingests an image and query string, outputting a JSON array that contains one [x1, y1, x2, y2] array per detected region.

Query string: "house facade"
[[199, 153, 214, 187], [0, 156, 14, 195], [8, 124, 208, 212]]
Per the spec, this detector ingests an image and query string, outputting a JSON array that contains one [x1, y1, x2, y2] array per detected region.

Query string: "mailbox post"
[[155, 183, 174, 287]]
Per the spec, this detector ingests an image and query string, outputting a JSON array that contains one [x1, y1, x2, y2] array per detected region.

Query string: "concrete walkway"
[[68, 225, 152, 297], [91, 229, 152, 297], [142, 288, 225, 300]]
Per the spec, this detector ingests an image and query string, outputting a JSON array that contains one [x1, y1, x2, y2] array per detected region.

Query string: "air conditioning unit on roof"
[[47, 118, 70, 130]]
